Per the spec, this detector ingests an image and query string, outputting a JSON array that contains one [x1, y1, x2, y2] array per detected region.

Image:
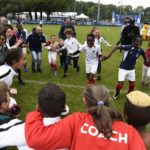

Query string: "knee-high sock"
[[116, 83, 123, 94], [54, 64, 57, 72], [128, 82, 135, 93]]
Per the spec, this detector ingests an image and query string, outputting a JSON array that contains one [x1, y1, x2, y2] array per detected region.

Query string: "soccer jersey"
[[95, 37, 111, 47], [79, 43, 102, 64], [25, 111, 146, 150], [120, 45, 145, 70], [0, 64, 17, 87], [64, 37, 81, 58]]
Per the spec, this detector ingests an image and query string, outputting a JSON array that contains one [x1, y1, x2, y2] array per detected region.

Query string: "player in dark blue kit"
[[101, 35, 147, 100]]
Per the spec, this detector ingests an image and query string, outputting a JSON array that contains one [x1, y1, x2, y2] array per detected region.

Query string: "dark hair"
[[87, 34, 95, 40], [4, 48, 23, 66], [38, 83, 66, 117], [16, 23, 22, 28], [64, 28, 74, 35], [85, 84, 123, 138], [124, 98, 150, 127], [2, 24, 13, 30], [132, 35, 142, 42], [0, 32, 6, 39], [0, 82, 8, 109]]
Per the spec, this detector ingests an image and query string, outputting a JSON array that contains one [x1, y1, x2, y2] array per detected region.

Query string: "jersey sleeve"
[[128, 126, 146, 150], [120, 45, 132, 51], [25, 111, 76, 150], [75, 38, 82, 48], [100, 37, 111, 47], [79, 43, 86, 52]]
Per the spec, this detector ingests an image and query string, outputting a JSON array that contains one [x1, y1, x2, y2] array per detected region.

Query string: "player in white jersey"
[[92, 28, 112, 80], [62, 29, 82, 78], [70, 34, 102, 84]]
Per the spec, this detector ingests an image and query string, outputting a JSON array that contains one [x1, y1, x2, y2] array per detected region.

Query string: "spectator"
[[124, 91, 150, 150], [0, 32, 8, 66], [25, 84, 146, 150], [0, 17, 7, 29], [122, 18, 140, 45], [24, 26, 46, 73], [59, 18, 76, 40], [0, 48, 26, 88]]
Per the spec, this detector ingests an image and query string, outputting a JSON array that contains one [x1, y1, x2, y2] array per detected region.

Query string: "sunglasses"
[[0, 38, 5, 41]]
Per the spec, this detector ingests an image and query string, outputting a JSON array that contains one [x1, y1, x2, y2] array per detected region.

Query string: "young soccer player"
[[101, 35, 147, 100], [62, 28, 82, 78], [58, 38, 67, 68], [70, 34, 102, 85], [124, 91, 150, 150], [92, 28, 112, 80], [0, 82, 69, 150], [45, 35, 59, 77], [142, 42, 150, 88], [25, 84, 146, 150]]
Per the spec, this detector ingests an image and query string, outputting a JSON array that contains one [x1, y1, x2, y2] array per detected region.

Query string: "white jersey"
[[0, 64, 17, 87], [147, 27, 150, 36], [0, 116, 68, 150], [64, 37, 82, 58], [79, 43, 102, 65]]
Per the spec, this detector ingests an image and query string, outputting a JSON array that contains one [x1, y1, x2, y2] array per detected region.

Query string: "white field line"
[[14, 79, 128, 93]]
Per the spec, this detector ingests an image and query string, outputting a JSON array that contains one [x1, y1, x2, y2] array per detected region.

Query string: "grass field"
[[8, 24, 150, 150]]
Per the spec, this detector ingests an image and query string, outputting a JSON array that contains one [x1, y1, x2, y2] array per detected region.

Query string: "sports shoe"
[[24, 66, 28, 72], [37, 69, 42, 73], [54, 72, 58, 77], [141, 81, 145, 87], [18, 80, 25, 86], [32, 68, 36, 73], [62, 74, 67, 78], [146, 83, 150, 88], [97, 75, 101, 80], [51, 66, 53, 71], [113, 92, 119, 100]]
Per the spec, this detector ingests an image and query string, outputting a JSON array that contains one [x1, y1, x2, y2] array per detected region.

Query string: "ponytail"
[[85, 84, 122, 138]]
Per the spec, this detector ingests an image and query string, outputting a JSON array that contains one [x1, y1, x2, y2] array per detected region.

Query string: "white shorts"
[[22, 48, 26, 55], [118, 68, 135, 82], [86, 63, 98, 74], [48, 52, 57, 63]]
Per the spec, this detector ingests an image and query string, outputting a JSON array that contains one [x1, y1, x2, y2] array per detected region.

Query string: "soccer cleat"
[[37, 69, 42, 73], [141, 82, 145, 87], [54, 72, 58, 77], [32, 68, 36, 73], [24, 66, 28, 72], [146, 83, 150, 88], [62, 74, 67, 78], [113, 92, 119, 100], [18, 80, 25, 86], [51, 66, 53, 71], [97, 74, 101, 80]]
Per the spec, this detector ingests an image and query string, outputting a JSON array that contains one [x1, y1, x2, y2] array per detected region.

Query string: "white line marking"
[[14, 79, 128, 93]]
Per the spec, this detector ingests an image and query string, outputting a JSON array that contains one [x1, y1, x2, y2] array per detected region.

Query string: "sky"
[[77, 0, 150, 9]]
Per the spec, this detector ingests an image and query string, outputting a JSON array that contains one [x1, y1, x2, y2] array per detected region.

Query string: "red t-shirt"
[[25, 111, 146, 150], [144, 49, 150, 67]]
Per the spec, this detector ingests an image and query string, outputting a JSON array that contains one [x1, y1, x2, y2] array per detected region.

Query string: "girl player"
[[62, 29, 82, 78], [101, 35, 147, 100], [45, 35, 59, 77], [70, 34, 102, 85]]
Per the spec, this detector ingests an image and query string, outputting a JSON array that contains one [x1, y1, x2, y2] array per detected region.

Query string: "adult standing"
[[122, 18, 140, 45], [0, 17, 7, 29], [59, 18, 76, 40], [24, 26, 46, 73]]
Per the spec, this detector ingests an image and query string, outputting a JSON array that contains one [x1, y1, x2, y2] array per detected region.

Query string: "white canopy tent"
[[76, 13, 89, 19]]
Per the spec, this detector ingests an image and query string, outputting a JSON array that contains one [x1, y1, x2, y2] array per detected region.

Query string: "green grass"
[[8, 25, 150, 150]]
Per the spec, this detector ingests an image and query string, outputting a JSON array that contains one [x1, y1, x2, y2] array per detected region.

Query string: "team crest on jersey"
[[92, 50, 95, 53], [72, 42, 74, 44]]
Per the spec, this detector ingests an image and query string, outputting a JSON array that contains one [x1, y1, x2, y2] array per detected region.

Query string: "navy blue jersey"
[[16, 30, 26, 47], [25, 31, 46, 52], [120, 45, 145, 70]]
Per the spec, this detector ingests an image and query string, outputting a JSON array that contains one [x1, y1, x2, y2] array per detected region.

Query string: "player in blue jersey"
[[101, 35, 147, 100]]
